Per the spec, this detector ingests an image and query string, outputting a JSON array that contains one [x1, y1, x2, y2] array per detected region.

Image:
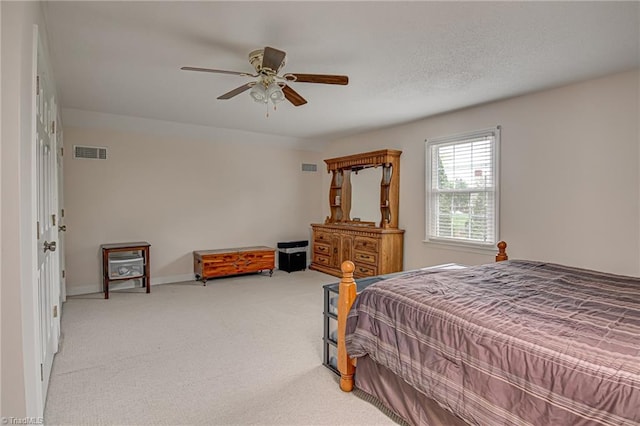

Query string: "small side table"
[[101, 242, 151, 299]]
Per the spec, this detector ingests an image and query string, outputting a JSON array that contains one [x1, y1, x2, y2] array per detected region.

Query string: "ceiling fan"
[[181, 46, 349, 107]]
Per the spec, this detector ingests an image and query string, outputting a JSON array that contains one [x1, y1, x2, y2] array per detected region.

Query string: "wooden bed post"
[[337, 260, 357, 392], [496, 241, 508, 262]]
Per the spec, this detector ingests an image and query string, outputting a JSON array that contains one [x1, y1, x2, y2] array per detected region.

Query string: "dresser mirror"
[[323, 149, 401, 229], [350, 167, 382, 224]]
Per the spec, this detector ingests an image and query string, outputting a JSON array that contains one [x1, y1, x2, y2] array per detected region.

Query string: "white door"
[[35, 37, 60, 398]]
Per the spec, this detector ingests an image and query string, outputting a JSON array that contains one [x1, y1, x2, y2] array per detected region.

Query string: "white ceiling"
[[43, 1, 639, 141]]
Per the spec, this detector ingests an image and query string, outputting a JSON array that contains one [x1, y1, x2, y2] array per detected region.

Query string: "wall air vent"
[[74, 145, 107, 160], [301, 163, 317, 172]]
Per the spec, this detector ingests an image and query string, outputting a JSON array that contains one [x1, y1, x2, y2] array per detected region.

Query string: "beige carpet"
[[44, 269, 399, 425]]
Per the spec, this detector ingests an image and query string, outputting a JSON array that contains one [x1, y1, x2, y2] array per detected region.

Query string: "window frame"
[[424, 126, 501, 251]]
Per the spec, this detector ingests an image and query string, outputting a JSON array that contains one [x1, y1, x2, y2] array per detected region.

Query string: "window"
[[425, 126, 500, 249]]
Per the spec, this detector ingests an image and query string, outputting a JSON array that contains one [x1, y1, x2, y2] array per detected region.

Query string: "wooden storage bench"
[[193, 246, 275, 284]]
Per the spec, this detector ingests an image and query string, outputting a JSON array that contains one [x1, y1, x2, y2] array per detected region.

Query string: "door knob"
[[43, 241, 57, 252], [58, 225, 66, 232]]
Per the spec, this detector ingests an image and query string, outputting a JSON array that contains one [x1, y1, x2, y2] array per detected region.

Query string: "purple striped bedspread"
[[345, 260, 640, 425]]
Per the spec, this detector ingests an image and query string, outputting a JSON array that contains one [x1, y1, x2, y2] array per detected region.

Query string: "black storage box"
[[277, 240, 308, 273]]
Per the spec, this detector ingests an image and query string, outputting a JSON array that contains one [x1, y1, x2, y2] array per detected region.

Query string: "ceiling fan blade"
[[286, 73, 349, 85], [282, 85, 307, 107], [217, 83, 255, 100], [181, 66, 257, 77], [262, 47, 287, 72]]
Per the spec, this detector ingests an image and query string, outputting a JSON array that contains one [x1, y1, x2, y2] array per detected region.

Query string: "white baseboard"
[[151, 273, 195, 286], [66, 273, 196, 296]]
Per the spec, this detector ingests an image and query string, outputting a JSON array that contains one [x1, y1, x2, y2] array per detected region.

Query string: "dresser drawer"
[[354, 263, 377, 277], [314, 231, 331, 243], [354, 236, 379, 253], [314, 242, 331, 255], [354, 251, 377, 265], [314, 253, 330, 266]]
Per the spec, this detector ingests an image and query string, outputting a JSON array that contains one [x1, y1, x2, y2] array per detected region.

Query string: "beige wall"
[[325, 70, 640, 276], [66, 70, 640, 291], [63, 126, 324, 294]]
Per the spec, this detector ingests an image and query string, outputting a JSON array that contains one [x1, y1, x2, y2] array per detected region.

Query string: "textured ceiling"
[[43, 1, 640, 141]]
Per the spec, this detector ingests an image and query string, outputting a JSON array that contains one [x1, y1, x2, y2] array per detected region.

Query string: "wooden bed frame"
[[336, 241, 509, 392]]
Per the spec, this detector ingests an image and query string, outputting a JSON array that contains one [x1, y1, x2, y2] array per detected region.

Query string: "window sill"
[[422, 239, 498, 256]]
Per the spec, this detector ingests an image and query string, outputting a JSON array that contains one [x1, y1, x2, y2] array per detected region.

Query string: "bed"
[[336, 242, 640, 425]]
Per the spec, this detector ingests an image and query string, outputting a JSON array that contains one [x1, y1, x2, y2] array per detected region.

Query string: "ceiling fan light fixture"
[[267, 82, 285, 104], [249, 84, 268, 103]]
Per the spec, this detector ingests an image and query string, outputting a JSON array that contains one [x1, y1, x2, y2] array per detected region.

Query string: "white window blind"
[[426, 127, 500, 248]]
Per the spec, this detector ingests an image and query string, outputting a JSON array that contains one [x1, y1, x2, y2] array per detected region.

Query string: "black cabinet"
[[279, 251, 306, 272], [277, 240, 308, 273]]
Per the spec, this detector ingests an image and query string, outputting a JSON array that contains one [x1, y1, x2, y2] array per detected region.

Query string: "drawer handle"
[[359, 268, 368, 273]]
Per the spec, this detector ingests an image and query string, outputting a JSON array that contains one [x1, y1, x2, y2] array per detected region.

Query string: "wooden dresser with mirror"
[[310, 149, 404, 278]]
